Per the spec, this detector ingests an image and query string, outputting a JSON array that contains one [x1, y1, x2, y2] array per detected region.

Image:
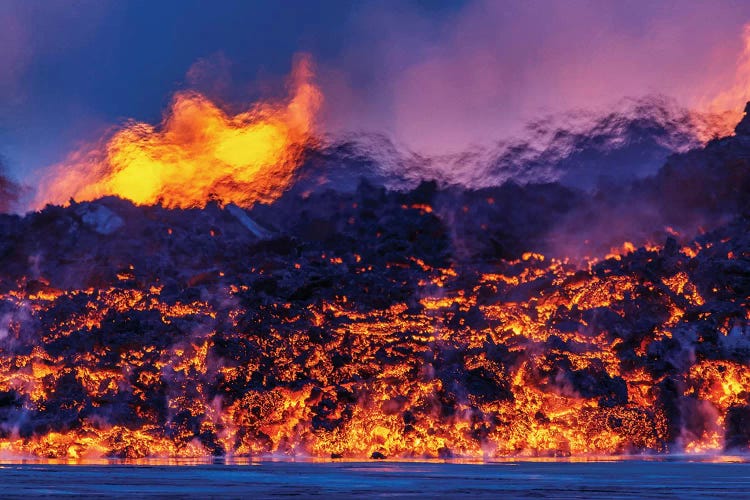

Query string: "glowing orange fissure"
[[34, 56, 322, 210]]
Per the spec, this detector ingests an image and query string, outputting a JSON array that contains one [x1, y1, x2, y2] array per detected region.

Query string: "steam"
[[322, 1, 750, 155], [288, 94, 748, 262]]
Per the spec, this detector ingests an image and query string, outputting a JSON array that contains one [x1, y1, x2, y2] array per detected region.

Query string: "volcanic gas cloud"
[[3, 54, 750, 461]]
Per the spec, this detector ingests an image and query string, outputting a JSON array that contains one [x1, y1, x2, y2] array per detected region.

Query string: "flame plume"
[[34, 56, 322, 210]]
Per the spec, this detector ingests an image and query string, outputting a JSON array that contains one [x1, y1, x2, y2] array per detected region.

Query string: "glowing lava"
[[34, 56, 322, 209]]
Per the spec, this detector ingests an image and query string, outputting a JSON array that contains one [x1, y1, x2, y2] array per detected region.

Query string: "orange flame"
[[34, 56, 322, 209]]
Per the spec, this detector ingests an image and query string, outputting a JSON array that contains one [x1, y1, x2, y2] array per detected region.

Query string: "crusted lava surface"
[[2, 111, 750, 460]]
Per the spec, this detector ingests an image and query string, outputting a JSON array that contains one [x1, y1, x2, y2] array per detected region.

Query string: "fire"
[[34, 56, 322, 209]]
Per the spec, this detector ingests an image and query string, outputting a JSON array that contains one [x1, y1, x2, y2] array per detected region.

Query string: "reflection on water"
[[0, 459, 749, 498], [2, 453, 750, 466]]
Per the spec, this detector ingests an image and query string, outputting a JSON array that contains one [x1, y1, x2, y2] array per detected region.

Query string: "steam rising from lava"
[[33, 56, 321, 210]]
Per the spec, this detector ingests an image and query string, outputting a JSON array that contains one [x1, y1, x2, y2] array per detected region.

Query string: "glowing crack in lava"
[[34, 56, 322, 210]]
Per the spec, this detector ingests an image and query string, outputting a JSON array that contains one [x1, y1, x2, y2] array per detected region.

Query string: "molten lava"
[[34, 56, 322, 210], [0, 179, 749, 461]]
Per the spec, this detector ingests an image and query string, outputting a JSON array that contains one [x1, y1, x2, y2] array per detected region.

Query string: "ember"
[[3, 99, 750, 460]]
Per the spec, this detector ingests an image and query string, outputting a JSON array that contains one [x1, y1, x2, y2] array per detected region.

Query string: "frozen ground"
[[1, 459, 750, 498]]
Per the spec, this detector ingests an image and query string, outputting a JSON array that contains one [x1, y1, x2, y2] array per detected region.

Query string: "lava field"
[[2, 106, 750, 460]]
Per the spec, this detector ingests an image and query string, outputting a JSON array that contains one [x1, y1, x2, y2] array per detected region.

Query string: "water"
[[1, 459, 750, 498]]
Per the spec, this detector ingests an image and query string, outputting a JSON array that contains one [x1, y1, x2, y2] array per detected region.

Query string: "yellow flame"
[[34, 56, 322, 209]]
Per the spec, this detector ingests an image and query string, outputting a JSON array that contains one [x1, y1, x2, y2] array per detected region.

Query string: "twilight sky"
[[3, 0, 750, 184]]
